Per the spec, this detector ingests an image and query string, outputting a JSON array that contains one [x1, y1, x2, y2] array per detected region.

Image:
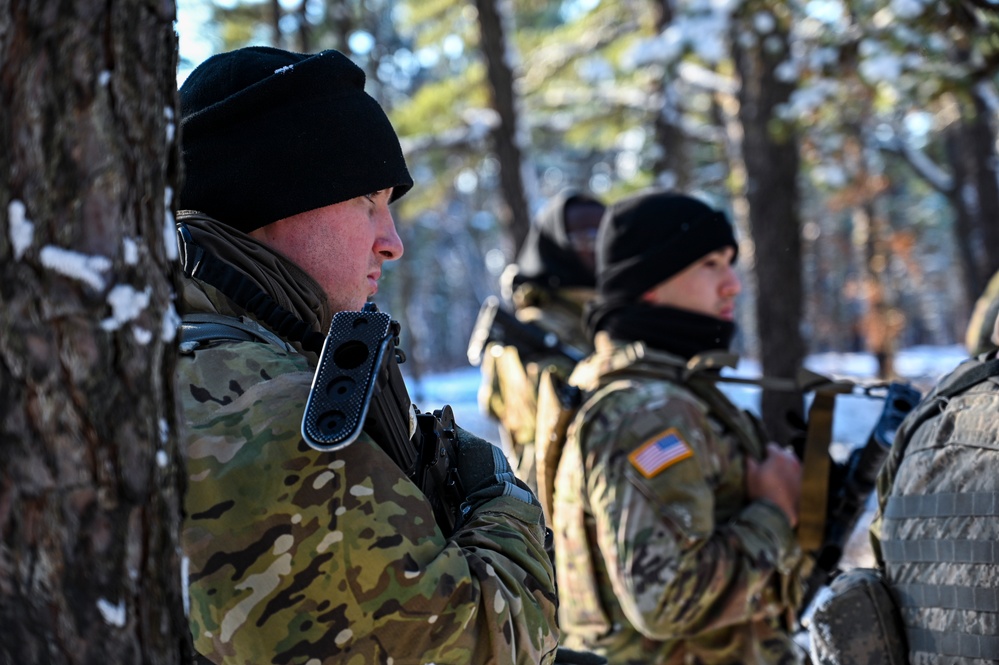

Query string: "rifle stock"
[[467, 295, 585, 367]]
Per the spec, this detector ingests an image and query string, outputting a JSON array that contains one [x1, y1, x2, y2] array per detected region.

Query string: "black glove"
[[455, 426, 538, 514], [553, 647, 608, 664]]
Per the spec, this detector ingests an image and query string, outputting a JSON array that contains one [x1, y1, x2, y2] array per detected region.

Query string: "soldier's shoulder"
[[180, 338, 311, 387], [578, 376, 705, 453], [588, 373, 699, 414]]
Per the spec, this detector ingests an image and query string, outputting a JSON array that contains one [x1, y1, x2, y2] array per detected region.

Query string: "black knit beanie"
[[597, 190, 737, 301], [179, 46, 414, 233]]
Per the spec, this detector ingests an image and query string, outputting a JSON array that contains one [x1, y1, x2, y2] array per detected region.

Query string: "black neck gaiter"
[[589, 302, 735, 360]]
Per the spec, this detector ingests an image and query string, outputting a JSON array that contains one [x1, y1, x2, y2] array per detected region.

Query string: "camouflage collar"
[[178, 211, 333, 337]]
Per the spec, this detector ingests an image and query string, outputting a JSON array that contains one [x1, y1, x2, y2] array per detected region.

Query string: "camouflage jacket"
[[871, 352, 999, 664], [177, 214, 559, 664], [553, 334, 805, 665]]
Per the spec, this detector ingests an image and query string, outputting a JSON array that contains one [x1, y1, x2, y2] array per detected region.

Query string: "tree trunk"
[[731, 5, 805, 445], [944, 124, 985, 308], [474, 0, 533, 254], [270, 0, 284, 48], [649, 0, 692, 191], [969, 85, 999, 279], [297, 0, 312, 53], [0, 2, 190, 663]]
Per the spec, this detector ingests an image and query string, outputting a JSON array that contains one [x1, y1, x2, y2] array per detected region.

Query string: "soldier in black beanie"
[[586, 189, 740, 357], [175, 46, 560, 665], [553, 189, 807, 665], [179, 46, 413, 232]]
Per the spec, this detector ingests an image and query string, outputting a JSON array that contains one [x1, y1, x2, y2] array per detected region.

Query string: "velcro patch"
[[629, 428, 693, 478]]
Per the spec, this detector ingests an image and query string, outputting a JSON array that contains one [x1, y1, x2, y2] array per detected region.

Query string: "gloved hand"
[[553, 647, 608, 665], [455, 425, 538, 515]]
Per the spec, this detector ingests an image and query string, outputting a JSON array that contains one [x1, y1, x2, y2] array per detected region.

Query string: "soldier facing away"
[[866, 315, 999, 664], [175, 46, 559, 664], [477, 190, 605, 490], [552, 190, 809, 664]]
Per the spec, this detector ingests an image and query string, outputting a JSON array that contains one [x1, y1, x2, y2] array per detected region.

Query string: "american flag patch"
[[628, 428, 693, 478]]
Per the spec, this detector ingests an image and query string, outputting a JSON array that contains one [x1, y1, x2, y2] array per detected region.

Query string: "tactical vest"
[[879, 354, 999, 663], [535, 341, 845, 529]]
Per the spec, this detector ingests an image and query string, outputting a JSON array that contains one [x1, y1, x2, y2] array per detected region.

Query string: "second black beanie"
[[597, 190, 738, 301], [179, 46, 414, 233]]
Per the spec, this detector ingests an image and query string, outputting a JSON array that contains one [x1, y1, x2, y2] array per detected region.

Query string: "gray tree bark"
[[474, 0, 533, 254], [731, 3, 805, 445], [649, 0, 692, 191], [968, 85, 999, 280], [0, 1, 190, 663]]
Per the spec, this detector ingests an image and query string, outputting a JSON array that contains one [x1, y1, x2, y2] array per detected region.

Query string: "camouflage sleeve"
[[181, 342, 559, 665], [580, 383, 799, 639]]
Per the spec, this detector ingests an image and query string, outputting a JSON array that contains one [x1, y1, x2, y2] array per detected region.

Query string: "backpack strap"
[[534, 367, 583, 524], [179, 312, 294, 353], [889, 355, 999, 462]]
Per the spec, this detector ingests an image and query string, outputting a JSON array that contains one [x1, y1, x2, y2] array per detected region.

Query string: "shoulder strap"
[[892, 355, 999, 459], [179, 312, 294, 352], [534, 367, 584, 524]]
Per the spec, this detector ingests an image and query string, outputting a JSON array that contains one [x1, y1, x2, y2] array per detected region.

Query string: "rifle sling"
[[797, 389, 839, 552]]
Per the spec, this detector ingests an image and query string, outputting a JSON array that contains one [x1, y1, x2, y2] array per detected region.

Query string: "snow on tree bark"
[[0, 2, 192, 663]]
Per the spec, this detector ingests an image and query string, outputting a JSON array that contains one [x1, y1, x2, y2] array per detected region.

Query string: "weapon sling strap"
[[797, 384, 852, 552], [179, 312, 293, 351], [676, 355, 853, 553]]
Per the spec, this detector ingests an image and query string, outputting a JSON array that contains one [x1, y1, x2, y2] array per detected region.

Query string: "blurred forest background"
[[177, 0, 999, 395]]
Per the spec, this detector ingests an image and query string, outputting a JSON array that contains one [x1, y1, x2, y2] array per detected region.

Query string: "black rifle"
[[467, 295, 585, 367], [801, 381, 922, 609], [301, 304, 466, 537]]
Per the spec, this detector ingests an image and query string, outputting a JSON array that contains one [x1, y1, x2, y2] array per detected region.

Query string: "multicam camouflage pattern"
[[177, 230, 559, 664], [478, 286, 591, 492], [871, 354, 999, 665], [553, 334, 806, 665]]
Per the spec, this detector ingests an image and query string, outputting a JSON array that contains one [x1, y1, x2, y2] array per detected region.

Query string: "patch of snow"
[[8, 200, 34, 260], [97, 598, 126, 627], [39, 246, 112, 291]]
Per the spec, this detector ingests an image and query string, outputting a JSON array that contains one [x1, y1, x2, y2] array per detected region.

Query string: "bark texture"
[[474, 0, 533, 253], [0, 2, 190, 663], [731, 4, 805, 444]]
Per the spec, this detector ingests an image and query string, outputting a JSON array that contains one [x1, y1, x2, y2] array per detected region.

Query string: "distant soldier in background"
[[472, 190, 605, 490]]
